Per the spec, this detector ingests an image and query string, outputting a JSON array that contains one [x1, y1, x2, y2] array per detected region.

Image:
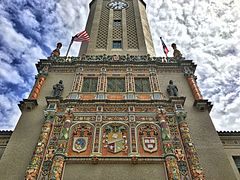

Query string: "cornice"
[[218, 131, 240, 136], [36, 55, 196, 74], [0, 130, 13, 135]]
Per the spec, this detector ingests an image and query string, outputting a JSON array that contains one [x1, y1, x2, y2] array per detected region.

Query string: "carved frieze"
[[102, 116, 128, 121]]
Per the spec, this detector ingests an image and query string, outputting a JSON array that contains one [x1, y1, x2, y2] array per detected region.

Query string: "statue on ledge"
[[167, 80, 178, 96], [51, 42, 62, 57], [171, 43, 182, 60], [52, 80, 64, 97]]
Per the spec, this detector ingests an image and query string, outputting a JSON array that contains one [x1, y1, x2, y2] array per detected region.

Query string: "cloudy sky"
[[0, 0, 239, 131]]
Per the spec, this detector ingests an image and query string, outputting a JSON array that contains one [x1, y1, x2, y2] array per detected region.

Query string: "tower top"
[[79, 0, 155, 56]]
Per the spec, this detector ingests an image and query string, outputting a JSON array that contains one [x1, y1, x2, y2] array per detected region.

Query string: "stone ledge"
[[193, 99, 213, 112], [18, 99, 38, 111]]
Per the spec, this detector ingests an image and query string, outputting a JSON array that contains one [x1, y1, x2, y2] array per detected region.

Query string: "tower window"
[[113, 20, 121, 28], [233, 156, 240, 172], [107, 78, 125, 92], [112, 40, 122, 49], [81, 77, 98, 92], [135, 78, 151, 92]]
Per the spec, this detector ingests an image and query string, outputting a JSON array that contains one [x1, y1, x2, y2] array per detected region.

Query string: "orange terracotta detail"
[[29, 76, 46, 100], [38, 79, 44, 86], [187, 77, 203, 100], [137, 94, 151, 100], [80, 94, 96, 100], [107, 94, 124, 100], [36, 84, 41, 90], [35, 88, 40, 94], [31, 93, 37, 99]]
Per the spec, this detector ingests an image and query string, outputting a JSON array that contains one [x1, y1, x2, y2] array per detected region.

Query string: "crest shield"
[[142, 137, 157, 153], [107, 132, 125, 153], [73, 137, 88, 153]]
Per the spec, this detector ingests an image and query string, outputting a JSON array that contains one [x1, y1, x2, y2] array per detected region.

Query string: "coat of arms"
[[73, 137, 88, 153], [103, 124, 128, 154], [139, 125, 159, 153], [142, 137, 157, 153], [70, 124, 93, 155]]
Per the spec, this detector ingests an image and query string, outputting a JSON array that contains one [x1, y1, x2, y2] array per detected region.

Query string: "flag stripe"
[[73, 30, 90, 42], [160, 37, 169, 56]]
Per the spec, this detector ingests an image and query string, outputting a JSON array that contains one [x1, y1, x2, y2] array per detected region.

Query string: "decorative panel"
[[71, 68, 83, 92], [167, 116, 191, 179], [126, 68, 134, 92], [96, 1, 110, 49], [149, 69, 160, 92], [126, 0, 139, 49], [25, 104, 205, 180], [113, 11, 122, 40], [97, 68, 107, 92]]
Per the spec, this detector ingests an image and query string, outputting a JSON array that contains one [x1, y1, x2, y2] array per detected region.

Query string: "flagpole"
[[160, 37, 168, 62], [65, 37, 74, 57]]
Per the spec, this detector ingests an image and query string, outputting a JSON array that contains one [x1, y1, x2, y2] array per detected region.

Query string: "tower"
[[79, 0, 155, 56], [0, 0, 238, 180]]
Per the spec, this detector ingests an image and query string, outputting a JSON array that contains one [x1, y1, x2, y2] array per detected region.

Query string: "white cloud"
[[146, 0, 240, 131], [0, 61, 24, 84], [19, 9, 40, 29]]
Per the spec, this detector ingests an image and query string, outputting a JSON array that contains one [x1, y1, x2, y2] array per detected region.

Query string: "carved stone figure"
[[171, 43, 182, 60], [53, 80, 64, 97], [51, 42, 62, 57], [167, 80, 178, 96], [60, 119, 71, 140]]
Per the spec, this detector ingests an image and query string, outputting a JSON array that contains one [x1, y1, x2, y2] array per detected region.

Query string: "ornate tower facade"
[[0, 0, 238, 180], [79, 0, 155, 56]]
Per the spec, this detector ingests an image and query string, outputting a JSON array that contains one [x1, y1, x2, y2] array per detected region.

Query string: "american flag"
[[160, 37, 169, 56], [72, 30, 90, 42]]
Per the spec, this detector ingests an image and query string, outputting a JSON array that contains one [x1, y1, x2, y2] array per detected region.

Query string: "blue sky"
[[0, 0, 239, 131]]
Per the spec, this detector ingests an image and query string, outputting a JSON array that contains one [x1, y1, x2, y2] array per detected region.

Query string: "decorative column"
[[126, 68, 134, 92], [38, 115, 64, 179], [30, 66, 49, 100], [149, 68, 162, 100], [184, 66, 211, 111], [71, 67, 83, 92], [91, 123, 102, 156], [48, 155, 65, 180], [19, 66, 49, 111], [176, 110, 205, 179], [126, 67, 135, 99], [129, 120, 138, 156], [186, 76, 203, 101], [25, 113, 53, 180], [48, 111, 73, 180], [149, 68, 160, 92], [97, 67, 107, 99], [157, 107, 181, 180]]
